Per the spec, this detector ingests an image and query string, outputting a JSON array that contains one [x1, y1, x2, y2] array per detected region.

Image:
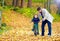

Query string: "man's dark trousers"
[[41, 20, 52, 36]]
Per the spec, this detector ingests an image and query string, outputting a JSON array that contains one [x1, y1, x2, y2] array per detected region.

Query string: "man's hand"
[[42, 18, 46, 21]]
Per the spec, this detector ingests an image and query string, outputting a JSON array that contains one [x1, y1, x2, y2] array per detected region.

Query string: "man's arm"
[[42, 9, 49, 21]]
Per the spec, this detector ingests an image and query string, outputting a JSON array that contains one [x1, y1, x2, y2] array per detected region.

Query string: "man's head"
[[37, 7, 42, 13]]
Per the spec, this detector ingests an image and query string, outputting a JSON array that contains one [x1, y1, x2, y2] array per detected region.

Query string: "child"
[[32, 14, 40, 36]]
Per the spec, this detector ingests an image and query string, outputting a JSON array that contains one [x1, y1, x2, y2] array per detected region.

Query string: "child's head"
[[34, 14, 38, 18]]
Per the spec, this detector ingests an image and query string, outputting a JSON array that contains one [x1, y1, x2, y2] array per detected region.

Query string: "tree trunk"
[[2, 0, 4, 7], [47, 0, 51, 12], [16, 0, 19, 6], [27, 0, 32, 8], [12, 0, 16, 7], [20, 0, 24, 8], [0, 11, 2, 28], [44, 0, 46, 8], [12, 0, 14, 6], [57, 7, 60, 14]]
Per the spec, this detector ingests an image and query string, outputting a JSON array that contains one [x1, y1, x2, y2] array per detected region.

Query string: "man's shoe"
[[48, 33, 51, 35], [48, 35, 51, 37], [41, 35, 44, 36]]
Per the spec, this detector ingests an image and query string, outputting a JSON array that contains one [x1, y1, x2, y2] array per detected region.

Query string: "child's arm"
[[38, 18, 40, 22], [30, 19, 34, 25], [32, 18, 34, 22], [30, 18, 34, 23]]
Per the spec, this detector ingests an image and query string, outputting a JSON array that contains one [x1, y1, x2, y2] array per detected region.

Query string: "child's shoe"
[[34, 32, 37, 36], [32, 29, 34, 31], [37, 32, 39, 35]]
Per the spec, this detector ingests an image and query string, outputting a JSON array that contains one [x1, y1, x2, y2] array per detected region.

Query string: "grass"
[[12, 7, 60, 22], [25, 0, 47, 3], [0, 6, 60, 22], [4, 0, 47, 3], [0, 26, 13, 35], [13, 7, 37, 18], [52, 14, 60, 22]]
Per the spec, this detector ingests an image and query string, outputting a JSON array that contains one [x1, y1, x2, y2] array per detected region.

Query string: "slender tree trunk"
[[2, 0, 4, 7], [12, 0, 16, 7], [47, 0, 51, 12], [20, 0, 24, 8], [27, 0, 32, 8], [0, 11, 2, 28], [16, 0, 19, 6], [12, 0, 14, 6], [57, 6, 60, 14], [0, 0, 4, 7], [44, 0, 46, 8]]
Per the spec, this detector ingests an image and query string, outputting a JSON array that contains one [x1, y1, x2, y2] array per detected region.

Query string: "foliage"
[[13, 7, 37, 18], [52, 14, 60, 22], [0, 22, 12, 34], [0, 6, 3, 10], [25, 0, 47, 3], [1, 23, 7, 27]]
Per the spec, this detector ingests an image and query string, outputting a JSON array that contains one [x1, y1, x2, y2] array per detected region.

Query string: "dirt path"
[[1, 10, 60, 41]]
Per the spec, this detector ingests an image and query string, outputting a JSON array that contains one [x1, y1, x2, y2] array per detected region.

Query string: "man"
[[37, 7, 54, 36]]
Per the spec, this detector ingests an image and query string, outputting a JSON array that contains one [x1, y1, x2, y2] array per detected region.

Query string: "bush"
[[52, 14, 60, 22], [13, 7, 19, 11], [25, 0, 47, 3], [1, 23, 7, 27], [14, 7, 37, 18], [0, 7, 3, 11], [0, 26, 13, 34]]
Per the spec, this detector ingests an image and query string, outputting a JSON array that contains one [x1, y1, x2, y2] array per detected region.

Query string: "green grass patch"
[[0, 23, 13, 35], [25, 0, 47, 3], [13, 7, 37, 18], [0, 26, 13, 35], [52, 14, 60, 22]]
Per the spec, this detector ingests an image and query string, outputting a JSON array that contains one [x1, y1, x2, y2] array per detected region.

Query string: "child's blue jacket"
[[32, 17, 40, 24]]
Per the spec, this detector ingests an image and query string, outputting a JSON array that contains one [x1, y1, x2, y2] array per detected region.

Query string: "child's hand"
[[30, 21, 33, 24], [31, 21, 33, 23]]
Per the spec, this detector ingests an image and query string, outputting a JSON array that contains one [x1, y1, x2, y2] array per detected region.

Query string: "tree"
[[44, 0, 47, 8], [12, 0, 16, 7], [27, 0, 32, 8], [0, 0, 4, 7], [55, 0, 60, 14], [0, 11, 2, 28], [12, 0, 19, 7], [16, 0, 19, 6], [20, 0, 24, 8], [47, 0, 51, 12]]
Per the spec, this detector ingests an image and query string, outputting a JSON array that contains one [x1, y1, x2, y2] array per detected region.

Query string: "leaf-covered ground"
[[0, 10, 60, 41]]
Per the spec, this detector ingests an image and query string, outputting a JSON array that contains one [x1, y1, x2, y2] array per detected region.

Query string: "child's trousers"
[[32, 24, 39, 35]]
